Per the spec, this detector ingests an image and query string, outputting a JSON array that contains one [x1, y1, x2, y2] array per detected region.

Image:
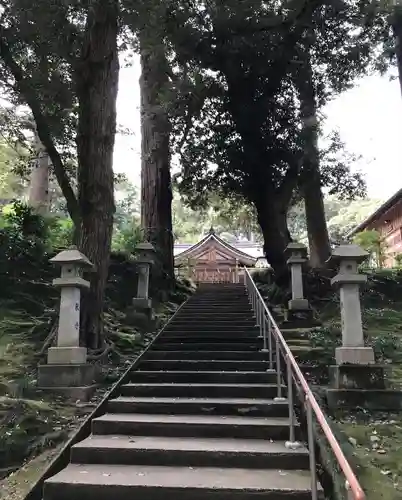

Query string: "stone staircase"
[[44, 283, 323, 499]]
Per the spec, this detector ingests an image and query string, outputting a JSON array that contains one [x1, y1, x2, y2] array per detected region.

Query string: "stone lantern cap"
[[285, 242, 308, 255], [50, 247, 94, 270], [136, 242, 156, 252], [327, 244, 369, 266], [285, 242, 308, 264], [135, 242, 156, 264], [329, 244, 369, 288]]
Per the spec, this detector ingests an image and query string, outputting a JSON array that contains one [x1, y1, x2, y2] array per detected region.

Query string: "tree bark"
[[297, 51, 331, 268], [391, 6, 402, 98], [0, 28, 80, 227], [75, 0, 119, 349], [254, 191, 291, 279], [28, 134, 50, 215], [139, 36, 174, 283]]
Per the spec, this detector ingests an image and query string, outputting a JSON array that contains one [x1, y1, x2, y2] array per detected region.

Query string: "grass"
[[0, 443, 66, 500], [0, 289, 188, 498], [338, 414, 402, 499], [310, 272, 402, 500]]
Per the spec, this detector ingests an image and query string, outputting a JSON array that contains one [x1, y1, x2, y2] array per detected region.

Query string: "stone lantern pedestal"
[[326, 245, 392, 409], [281, 243, 318, 330], [38, 247, 98, 401], [285, 242, 310, 312], [131, 242, 156, 324]]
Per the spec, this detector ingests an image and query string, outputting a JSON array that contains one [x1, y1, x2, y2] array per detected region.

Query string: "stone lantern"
[[38, 247, 98, 400], [47, 247, 94, 364], [285, 242, 309, 311], [133, 242, 156, 313], [326, 244, 387, 409], [328, 244, 374, 365]]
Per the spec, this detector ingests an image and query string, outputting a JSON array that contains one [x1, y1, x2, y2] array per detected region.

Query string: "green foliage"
[[112, 220, 143, 253], [395, 254, 402, 269], [172, 190, 262, 243], [354, 230, 387, 268], [168, 1, 379, 212], [46, 217, 74, 249], [288, 197, 383, 243], [308, 325, 341, 364], [0, 141, 27, 199]]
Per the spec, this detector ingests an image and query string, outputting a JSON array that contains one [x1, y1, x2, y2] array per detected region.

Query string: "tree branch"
[[0, 27, 80, 226]]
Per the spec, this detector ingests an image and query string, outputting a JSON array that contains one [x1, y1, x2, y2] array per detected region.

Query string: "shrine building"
[[174, 228, 268, 283]]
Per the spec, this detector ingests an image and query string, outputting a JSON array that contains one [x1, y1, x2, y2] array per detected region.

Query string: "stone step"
[[144, 350, 270, 361], [181, 304, 252, 309], [187, 293, 248, 296], [162, 332, 260, 338], [180, 308, 253, 314], [189, 291, 247, 295], [286, 340, 311, 348], [165, 324, 258, 332], [120, 383, 285, 399], [107, 396, 289, 417], [155, 336, 261, 343], [129, 370, 276, 384], [186, 295, 249, 300], [138, 359, 272, 372], [172, 315, 254, 321], [288, 346, 324, 362], [160, 332, 259, 339], [185, 298, 250, 302], [71, 435, 310, 470], [176, 314, 255, 320], [169, 318, 256, 324], [152, 342, 262, 351], [44, 463, 322, 500], [91, 413, 297, 441], [280, 319, 320, 330], [186, 297, 251, 307]]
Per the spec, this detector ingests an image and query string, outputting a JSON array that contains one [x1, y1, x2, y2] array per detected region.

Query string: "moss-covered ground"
[[0, 277, 193, 499], [257, 268, 402, 499], [313, 271, 402, 499]]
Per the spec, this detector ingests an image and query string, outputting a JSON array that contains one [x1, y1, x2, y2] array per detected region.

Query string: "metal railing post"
[[262, 314, 268, 352], [285, 355, 302, 449], [274, 337, 285, 401], [307, 397, 318, 500], [268, 319, 273, 369], [287, 356, 295, 442], [260, 304, 264, 336]]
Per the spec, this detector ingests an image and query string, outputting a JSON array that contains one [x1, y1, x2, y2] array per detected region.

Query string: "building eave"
[[175, 232, 258, 266], [346, 187, 402, 238]]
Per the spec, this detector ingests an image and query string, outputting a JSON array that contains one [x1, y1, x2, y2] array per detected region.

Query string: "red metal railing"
[[244, 267, 365, 500]]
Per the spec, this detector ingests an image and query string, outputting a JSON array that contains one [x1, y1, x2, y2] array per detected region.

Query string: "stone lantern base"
[[38, 363, 99, 401], [132, 297, 153, 313], [326, 361, 402, 411], [288, 298, 310, 311], [329, 363, 385, 390], [281, 306, 319, 330], [127, 298, 156, 332]]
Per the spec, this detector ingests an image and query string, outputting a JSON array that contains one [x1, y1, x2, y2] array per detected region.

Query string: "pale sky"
[[114, 55, 401, 201]]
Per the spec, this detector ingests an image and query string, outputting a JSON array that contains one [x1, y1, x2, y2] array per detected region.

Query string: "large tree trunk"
[[391, 6, 402, 97], [28, 133, 49, 215], [76, 0, 119, 349], [139, 36, 174, 283], [254, 193, 291, 280], [297, 51, 331, 268]]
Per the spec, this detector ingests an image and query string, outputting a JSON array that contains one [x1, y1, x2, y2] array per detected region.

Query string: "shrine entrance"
[[175, 228, 257, 283]]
